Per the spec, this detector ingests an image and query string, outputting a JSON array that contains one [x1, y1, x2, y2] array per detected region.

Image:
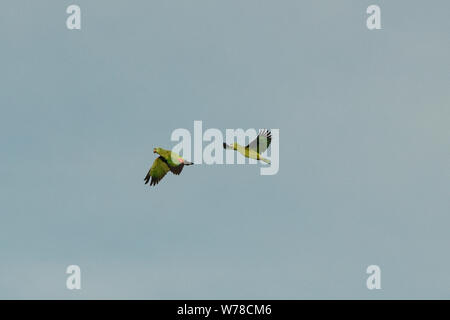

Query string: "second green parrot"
[[223, 129, 272, 164]]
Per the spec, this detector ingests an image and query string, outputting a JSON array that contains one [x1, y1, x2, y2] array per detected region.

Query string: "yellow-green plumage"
[[223, 129, 272, 164], [144, 147, 193, 186]]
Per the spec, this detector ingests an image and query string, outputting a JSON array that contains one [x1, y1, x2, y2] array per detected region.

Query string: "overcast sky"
[[0, 0, 449, 298]]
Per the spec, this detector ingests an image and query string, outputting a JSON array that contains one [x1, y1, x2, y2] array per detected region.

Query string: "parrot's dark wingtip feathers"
[[260, 129, 272, 139]]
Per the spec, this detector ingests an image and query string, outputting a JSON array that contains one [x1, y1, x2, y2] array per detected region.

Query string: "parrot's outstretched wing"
[[246, 129, 272, 153], [168, 159, 193, 175], [169, 163, 184, 175], [144, 156, 170, 186]]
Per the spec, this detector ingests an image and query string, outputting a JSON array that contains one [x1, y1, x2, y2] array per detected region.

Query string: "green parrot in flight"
[[144, 147, 193, 186], [223, 129, 272, 164]]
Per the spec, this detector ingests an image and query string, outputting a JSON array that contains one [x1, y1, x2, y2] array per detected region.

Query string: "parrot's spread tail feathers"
[[260, 157, 271, 164]]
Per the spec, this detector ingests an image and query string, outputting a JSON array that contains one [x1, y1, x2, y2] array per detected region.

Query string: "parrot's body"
[[144, 147, 193, 186], [223, 129, 272, 164]]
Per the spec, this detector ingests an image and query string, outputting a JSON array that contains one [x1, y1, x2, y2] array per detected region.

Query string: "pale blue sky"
[[0, 0, 449, 299]]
